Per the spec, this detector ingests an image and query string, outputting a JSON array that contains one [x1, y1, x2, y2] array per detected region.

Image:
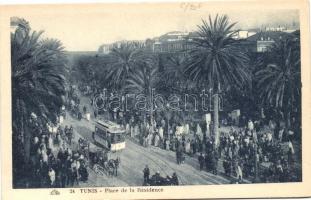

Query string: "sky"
[[17, 4, 299, 51]]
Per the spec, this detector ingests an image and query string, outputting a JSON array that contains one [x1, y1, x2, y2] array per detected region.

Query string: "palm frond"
[[184, 14, 250, 93], [255, 38, 301, 110]]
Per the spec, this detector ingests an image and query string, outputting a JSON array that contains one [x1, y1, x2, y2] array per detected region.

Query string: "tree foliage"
[[184, 15, 251, 92], [12, 17, 67, 125], [105, 42, 152, 91], [255, 36, 301, 125], [11, 17, 67, 168]]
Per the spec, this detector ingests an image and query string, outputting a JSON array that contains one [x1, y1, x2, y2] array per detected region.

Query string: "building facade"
[[98, 28, 298, 54], [232, 30, 257, 39], [151, 31, 191, 53], [246, 31, 294, 53], [98, 40, 145, 54]]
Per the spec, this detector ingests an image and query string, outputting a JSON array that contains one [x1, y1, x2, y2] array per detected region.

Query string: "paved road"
[[60, 92, 232, 187], [63, 112, 230, 186], [63, 114, 231, 186], [59, 90, 302, 186]]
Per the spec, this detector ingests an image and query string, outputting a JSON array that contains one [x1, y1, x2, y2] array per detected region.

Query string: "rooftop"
[[96, 120, 125, 133], [247, 31, 293, 42]]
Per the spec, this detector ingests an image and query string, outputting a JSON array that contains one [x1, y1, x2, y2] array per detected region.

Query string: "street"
[[61, 93, 232, 187], [9, 10, 304, 200]]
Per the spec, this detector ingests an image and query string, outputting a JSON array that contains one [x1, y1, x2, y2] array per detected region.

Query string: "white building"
[[232, 30, 257, 39], [265, 26, 296, 33]]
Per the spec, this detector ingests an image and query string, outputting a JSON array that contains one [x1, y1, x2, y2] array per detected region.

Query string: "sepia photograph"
[[1, 0, 311, 199]]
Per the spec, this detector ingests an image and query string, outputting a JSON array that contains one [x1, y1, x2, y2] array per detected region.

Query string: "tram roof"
[[95, 120, 125, 133]]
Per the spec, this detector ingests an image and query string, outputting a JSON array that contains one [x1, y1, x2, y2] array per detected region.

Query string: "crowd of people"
[[27, 116, 89, 188], [218, 122, 297, 183], [79, 84, 301, 184], [112, 111, 298, 183]]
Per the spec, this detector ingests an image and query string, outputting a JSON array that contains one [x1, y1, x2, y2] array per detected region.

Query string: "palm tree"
[[184, 15, 251, 145], [105, 42, 150, 91], [11, 17, 67, 166], [162, 53, 195, 93], [125, 56, 159, 131], [255, 37, 301, 129]]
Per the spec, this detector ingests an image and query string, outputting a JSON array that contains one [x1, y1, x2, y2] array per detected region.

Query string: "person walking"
[[60, 165, 67, 187], [236, 162, 243, 183], [83, 106, 87, 114], [198, 153, 204, 171], [94, 110, 97, 119], [176, 150, 181, 164], [79, 163, 88, 182], [176, 144, 183, 164], [143, 165, 150, 185], [68, 126, 74, 145], [48, 167, 56, 187], [248, 119, 254, 131], [165, 138, 170, 150], [211, 151, 218, 175], [171, 172, 179, 185], [204, 153, 210, 172], [71, 164, 79, 186]]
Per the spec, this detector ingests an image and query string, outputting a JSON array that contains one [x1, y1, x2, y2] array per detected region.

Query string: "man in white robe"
[[154, 134, 160, 147], [248, 120, 254, 131], [126, 123, 130, 135], [48, 168, 56, 186], [159, 127, 164, 139], [184, 123, 190, 135]]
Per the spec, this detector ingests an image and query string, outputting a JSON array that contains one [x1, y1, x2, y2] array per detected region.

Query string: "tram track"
[[125, 138, 171, 174], [147, 144, 224, 185], [125, 138, 229, 185], [66, 93, 231, 186], [129, 136, 230, 184]]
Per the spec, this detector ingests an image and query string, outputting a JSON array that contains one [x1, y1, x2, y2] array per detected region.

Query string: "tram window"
[[107, 133, 112, 143], [109, 134, 115, 143], [114, 133, 123, 142], [96, 127, 107, 139]]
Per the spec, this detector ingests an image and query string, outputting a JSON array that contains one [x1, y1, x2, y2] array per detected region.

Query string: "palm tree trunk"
[[149, 87, 154, 133], [21, 106, 31, 164], [213, 93, 219, 146], [17, 99, 31, 163], [167, 117, 170, 139], [143, 111, 147, 137]]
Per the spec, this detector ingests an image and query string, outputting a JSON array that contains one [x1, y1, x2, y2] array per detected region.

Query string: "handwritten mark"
[[180, 2, 202, 12]]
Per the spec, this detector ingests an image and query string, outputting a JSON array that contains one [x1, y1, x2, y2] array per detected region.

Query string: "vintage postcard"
[[0, 0, 311, 199]]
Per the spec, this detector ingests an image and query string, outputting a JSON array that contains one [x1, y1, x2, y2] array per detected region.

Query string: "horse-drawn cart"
[[89, 149, 120, 177], [87, 120, 126, 177]]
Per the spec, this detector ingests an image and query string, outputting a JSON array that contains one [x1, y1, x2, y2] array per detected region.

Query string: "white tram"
[[93, 120, 126, 152]]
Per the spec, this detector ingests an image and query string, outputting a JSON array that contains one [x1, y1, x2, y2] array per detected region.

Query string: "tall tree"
[[255, 37, 301, 129], [105, 42, 149, 91], [162, 53, 195, 93], [11, 17, 67, 169], [125, 56, 159, 131], [184, 15, 251, 145]]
